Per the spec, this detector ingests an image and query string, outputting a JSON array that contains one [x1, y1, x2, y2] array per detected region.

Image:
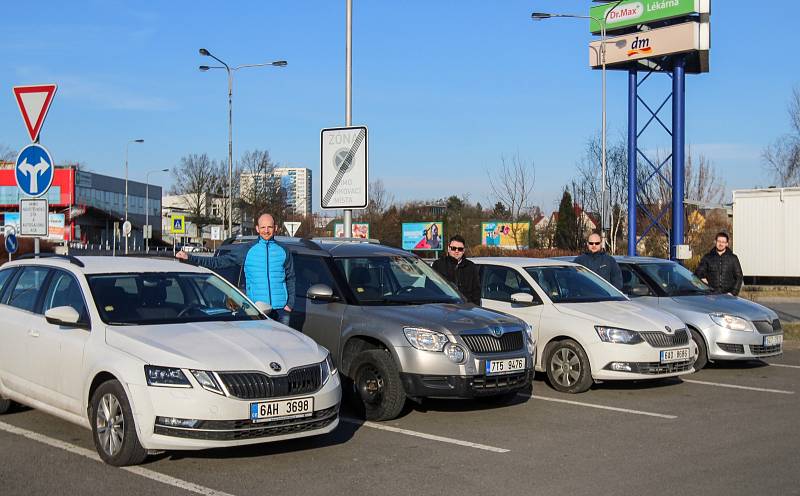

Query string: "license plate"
[[250, 397, 314, 423], [764, 335, 783, 347], [660, 348, 690, 364], [485, 357, 525, 375]]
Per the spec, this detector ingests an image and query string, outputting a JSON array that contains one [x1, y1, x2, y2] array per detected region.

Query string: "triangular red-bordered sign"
[[13, 84, 57, 142]]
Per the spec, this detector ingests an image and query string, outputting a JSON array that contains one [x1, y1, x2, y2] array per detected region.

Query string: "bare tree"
[[170, 153, 218, 230], [763, 86, 800, 187], [487, 153, 536, 249], [0, 145, 15, 163], [238, 150, 288, 231], [685, 149, 726, 205]]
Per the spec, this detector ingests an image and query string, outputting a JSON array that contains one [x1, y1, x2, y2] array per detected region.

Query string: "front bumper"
[[127, 372, 342, 451], [702, 324, 783, 361], [400, 370, 533, 398], [586, 340, 697, 381]]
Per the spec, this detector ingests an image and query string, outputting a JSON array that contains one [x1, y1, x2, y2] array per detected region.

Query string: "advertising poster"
[[2, 212, 67, 240], [402, 222, 443, 251], [481, 221, 530, 249], [334, 222, 370, 239]]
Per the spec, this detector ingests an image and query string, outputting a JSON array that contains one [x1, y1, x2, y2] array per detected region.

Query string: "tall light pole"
[[124, 138, 144, 254], [145, 168, 169, 253], [198, 48, 287, 238], [532, 1, 622, 249]]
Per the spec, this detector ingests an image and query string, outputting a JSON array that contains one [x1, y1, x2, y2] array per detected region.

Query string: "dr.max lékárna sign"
[[589, 0, 710, 34]]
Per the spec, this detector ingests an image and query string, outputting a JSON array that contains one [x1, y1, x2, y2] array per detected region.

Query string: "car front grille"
[[219, 365, 322, 400], [461, 331, 524, 354], [153, 405, 339, 441], [773, 319, 782, 331], [753, 321, 776, 334], [749, 344, 782, 355], [640, 328, 689, 348], [717, 343, 745, 354], [470, 371, 530, 394], [633, 360, 694, 375]]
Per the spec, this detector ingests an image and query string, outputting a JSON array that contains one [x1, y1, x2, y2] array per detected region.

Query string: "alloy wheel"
[[96, 393, 125, 457], [551, 347, 581, 387]]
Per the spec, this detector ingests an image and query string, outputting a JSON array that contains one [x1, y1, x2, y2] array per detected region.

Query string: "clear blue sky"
[[1, 1, 796, 213]]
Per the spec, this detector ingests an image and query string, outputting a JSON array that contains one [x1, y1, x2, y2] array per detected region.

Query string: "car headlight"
[[321, 353, 338, 385], [524, 323, 536, 355], [595, 326, 643, 344], [710, 313, 753, 331], [403, 327, 449, 351], [190, 370, 224, 395], [144, 366, 192, 388]]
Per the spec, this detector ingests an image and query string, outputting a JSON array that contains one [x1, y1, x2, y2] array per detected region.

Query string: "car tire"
[[690, 329, 708, 371], [350, 349, 406, 421], [545, 339, 593, 394], [0, 395, 13, 414], [90, 380, 148, 466]]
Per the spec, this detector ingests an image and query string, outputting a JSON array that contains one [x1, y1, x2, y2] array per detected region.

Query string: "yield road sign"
[[15, 144, 54, 198], [320, 126, 368, 209], [284, 221, 301, 236], [13, 84, 57, 143], [5, 233, 18, 254]]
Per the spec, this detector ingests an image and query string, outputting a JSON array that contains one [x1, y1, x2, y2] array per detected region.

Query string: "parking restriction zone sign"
[[320, 126, 368, 209]]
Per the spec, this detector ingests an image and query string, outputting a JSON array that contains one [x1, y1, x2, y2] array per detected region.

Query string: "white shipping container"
[[732, 188, 800, 278]]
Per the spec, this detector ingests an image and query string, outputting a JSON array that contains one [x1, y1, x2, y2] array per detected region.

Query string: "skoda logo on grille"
[[664, 326, 673, 334], [270, 362, 282, 372], [490, 326, 504, 338]]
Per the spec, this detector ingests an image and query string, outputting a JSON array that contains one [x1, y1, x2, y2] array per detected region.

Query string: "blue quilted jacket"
[[187, 238, 296, 309]]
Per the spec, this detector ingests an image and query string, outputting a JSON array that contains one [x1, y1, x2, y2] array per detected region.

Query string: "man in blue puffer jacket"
[[176, 213, 295, 325]]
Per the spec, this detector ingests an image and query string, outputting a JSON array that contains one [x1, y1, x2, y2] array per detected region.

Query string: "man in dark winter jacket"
[[694, 232, 743, 295], [574, 231, 623, 290], [432, 235, 482, 305], [176, 213, 296, 325]]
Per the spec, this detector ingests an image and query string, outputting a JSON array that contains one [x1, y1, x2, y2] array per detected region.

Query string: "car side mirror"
[[307, 283, 340, 302], [45, 306, 88, 329], [630, 285, 651, 297], [254, 301, 273, 314], [510, 292, 538, 306]]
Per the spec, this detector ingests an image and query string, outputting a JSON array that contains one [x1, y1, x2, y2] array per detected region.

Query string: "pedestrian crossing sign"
[[171, 215, 185, 234]]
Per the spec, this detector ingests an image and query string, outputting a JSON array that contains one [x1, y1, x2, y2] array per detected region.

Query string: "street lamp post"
[[532, 1, 622, 249], [124, 138, 144, 254], [145, 168, 169, 253], [198, 48, 287, 239]]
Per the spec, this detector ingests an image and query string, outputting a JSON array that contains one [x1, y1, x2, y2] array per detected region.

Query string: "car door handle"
[[28, 329, 40, 338]]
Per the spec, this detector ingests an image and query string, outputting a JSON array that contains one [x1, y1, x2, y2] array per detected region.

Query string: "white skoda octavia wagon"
[[0, 255, 340, 466]]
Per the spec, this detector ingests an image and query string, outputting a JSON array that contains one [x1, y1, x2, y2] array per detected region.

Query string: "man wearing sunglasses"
[[431, 235, 481, 305], [574, 231, 623, 290]]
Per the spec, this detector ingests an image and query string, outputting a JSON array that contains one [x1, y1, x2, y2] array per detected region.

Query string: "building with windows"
[[275, 167, 312, 217], [0, 163, 163, 246]]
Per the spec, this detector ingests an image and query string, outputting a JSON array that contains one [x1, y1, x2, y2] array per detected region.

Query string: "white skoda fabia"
[[473, 258, 697, 393], [0, 255, 340, 466]]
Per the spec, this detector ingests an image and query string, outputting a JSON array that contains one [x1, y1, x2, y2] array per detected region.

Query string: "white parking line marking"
[[768, 363, 800, 369], [530, 395, 678, 419], [0, 421, 236, 496], [682, 379, 795, 395], [341, 417, 510, 453]]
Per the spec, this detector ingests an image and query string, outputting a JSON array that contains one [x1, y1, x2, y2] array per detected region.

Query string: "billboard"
[[481, 222, 530, 249], [334, 222, 370, 239], [589, 21, 709, 73], [402, 222, 444, 251], [3, 212, 66, 240], [589, 0, 709, 34]]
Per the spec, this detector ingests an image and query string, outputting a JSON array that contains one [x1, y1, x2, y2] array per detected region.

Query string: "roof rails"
[[312, 237, 381, 244], [16, 253, 85, 267]]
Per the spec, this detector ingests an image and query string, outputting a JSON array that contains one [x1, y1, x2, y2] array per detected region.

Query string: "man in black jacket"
[[574, 231, 623, 289], [694, 232, 744, 295], [432, 235, 481, 305]]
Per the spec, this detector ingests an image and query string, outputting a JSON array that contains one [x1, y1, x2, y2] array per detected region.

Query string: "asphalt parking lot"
[[2, 350, 799, 496]]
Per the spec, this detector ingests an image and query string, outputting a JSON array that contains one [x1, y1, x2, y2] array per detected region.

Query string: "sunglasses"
[[449, 246, 465, 252], [587, 242, 601, 246]]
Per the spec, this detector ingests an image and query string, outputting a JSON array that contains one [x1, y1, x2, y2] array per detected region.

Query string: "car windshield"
[[638, 262, 711, 296], [524, 265, 627, 303], [335, 256, 462, 305], [87, 272, 265, 325]]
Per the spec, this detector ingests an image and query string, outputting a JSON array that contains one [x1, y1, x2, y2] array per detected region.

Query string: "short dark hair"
[[715, 232, 729, 241], [449, 235, 466, 245]]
